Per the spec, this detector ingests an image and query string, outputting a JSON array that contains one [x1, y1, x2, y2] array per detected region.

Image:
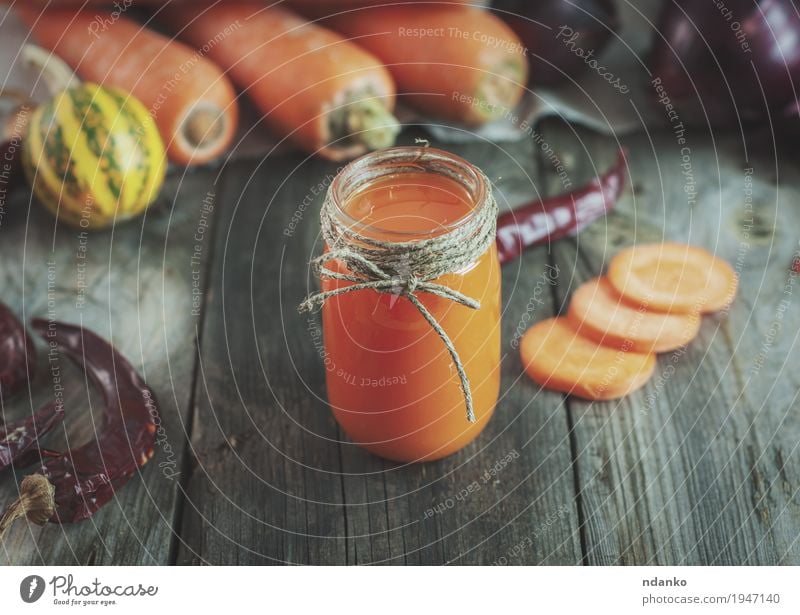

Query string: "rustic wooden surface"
[[0, 167, 216, 564], [1, 123, 798, 565]]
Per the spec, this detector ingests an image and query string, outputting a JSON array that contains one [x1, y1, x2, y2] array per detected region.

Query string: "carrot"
[[567, 277, 700, 353], [607, 243, 738, 314], [160, 4, 399, 161], [17, 7, 238, 167], [313, 5, 528, 125], [520, 317, 656, 401]]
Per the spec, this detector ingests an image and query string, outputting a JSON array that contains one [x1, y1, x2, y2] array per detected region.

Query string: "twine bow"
[[299, 165, 497, 423]]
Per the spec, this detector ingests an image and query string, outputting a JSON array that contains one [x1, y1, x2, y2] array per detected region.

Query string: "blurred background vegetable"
[[159, 2, 400, 160], [23, 82, 166, 229], [14, 0, 789, 232], [492, 0, 619, 86], [18, 6, 238, 166], [651, 0, 800, 126], [161, 3, 399, 161], [313, 5, 529, 125]]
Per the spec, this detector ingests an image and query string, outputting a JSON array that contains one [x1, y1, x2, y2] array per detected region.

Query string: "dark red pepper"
[[496, 149, 627, 265], [0, 301, 36, 398], [0, 300, 61, 472], [0, 402, 64, 472], [0, 319, 157, 538]]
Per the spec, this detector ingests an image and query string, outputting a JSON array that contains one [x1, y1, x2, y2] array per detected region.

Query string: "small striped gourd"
[[23, 83, 166, 230]]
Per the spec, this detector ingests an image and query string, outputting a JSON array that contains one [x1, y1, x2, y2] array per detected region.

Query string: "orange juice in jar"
[[310, 147, 500, 462]]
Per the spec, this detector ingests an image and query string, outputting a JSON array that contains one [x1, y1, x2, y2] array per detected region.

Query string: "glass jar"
[[320, 147, 501, 462]]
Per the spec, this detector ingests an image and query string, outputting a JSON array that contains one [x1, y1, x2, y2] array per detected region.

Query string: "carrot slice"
[[567, 277, 700, 353], [607, 243, 737, 314], [520, 317, 656, 400]]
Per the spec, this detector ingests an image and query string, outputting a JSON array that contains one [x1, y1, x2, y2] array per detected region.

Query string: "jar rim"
[[328, 146, 489, 240]]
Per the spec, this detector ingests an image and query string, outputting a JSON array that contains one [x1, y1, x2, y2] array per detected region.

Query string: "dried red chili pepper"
[[0, 301, 36, 398], [496, 149, 627, 265], [0, 319, 157, 538], [0, 401, 64, 472]]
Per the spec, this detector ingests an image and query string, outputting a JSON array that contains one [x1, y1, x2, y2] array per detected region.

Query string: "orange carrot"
[[160, 3, 399, 161], [568, 277, 700, 353], [607, 243, 738, 314], [520, 317, 656, 400], [17, 7, 238, 167], [314, 5, 529, 125]]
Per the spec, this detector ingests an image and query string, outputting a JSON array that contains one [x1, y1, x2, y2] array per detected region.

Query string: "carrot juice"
[[319, 147, 501, 462]]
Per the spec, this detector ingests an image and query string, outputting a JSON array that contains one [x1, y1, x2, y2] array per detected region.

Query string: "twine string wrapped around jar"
[[299, 162, 497, 423]]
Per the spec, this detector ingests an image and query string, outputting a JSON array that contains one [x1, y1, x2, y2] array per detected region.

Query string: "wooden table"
[[2, 119, 799, 565]]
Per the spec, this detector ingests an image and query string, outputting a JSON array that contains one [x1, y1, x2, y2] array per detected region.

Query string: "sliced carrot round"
[[520, 317, 656, 401], [567, 277, 700, 353], [607, 242, 737, 314]]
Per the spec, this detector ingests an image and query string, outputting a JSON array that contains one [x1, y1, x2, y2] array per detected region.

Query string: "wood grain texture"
[[335, 137, 583, 566], [537, 118, 800, 565], [175, 152, 348, 565], [177, 135, 583, 565], [0, 169, 217, 565], [4, 123, 798, 565]]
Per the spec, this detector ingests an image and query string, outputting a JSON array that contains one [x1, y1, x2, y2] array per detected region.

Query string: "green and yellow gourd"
[[23, 83, 166, 230]]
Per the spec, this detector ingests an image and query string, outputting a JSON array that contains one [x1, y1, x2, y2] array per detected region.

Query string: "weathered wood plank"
[[360, 138, 583, 566], [179, 135, 583, 565], [176, 153, 349, 564], [0, 168, 217, 564], [538, 118, 800, 565]]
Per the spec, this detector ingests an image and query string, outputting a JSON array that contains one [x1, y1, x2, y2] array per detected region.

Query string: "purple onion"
[[651, 0, 800, 125], [492, 0, 619, 86]]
